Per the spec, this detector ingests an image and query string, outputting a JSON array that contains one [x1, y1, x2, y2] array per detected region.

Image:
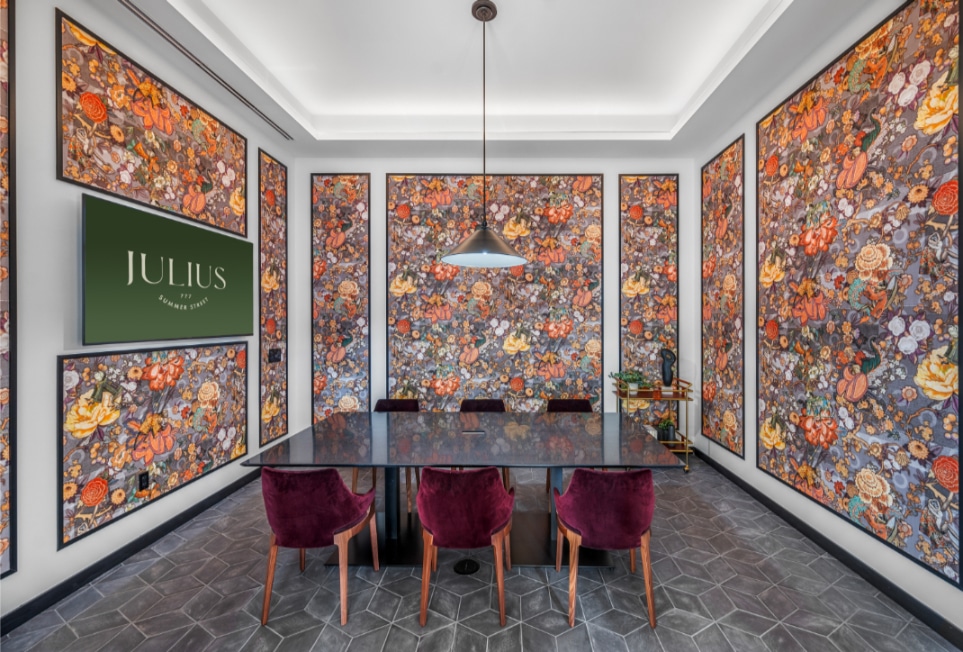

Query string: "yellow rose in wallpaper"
[[759, 257, 786, 288], [914, 346, 958, 401], [621, 275, 650, 298], [64, 393, 120, 439], [503, 332, 531, 355], [389, 274, 417, 297], [759, 418, 786, 451], [914, 72, 958, 135], [503, 217, 531, 240]]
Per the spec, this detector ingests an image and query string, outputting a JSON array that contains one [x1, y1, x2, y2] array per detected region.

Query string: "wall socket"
[[138, 471, 150, 491]]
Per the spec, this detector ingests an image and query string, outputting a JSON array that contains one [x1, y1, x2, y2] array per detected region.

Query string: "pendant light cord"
[[481, 16, 488, 229]]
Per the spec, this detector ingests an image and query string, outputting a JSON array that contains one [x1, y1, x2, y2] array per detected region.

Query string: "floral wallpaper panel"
[[701, 137, 745, 457], [619, 175, 679, 426], [312, 174, 370, 420], [756, 0, 959, 585], [258, 150, 287, 445], [0, 0, 13, 577], [58, 12, 247, 236], [386, 174, 603, 412], [60, 343, 248, 547]]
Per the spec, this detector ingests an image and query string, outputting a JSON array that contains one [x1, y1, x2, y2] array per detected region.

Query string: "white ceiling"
[[118, 0, 889, 156]]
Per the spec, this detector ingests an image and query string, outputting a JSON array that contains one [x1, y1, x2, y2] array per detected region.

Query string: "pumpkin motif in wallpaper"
[[59, 345, 247, 546], [619, 175, 679, 426], [701, 137, 745, 457], [757, 0, 959, 584], [312, 175, 370, 422], [387, 175, 602, 412], [259, 151, 288, 445], [58, 13, 247, 235]]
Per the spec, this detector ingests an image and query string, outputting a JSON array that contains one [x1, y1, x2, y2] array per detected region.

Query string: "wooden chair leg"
[[629, 547, 636, 574], [369, 510, 380, 572], [261, 534, 279, 625], [545, 469, 551, 493], [432, 543, 438, 572], [492, 530, 507, 627], [351, 468, 359, 493], [640, 531, 656, 628], [406, 467, 412, 514], [334, 533, 351, 625], [555, 528, 564, 572], [504, 521, 512, 571], [420, 530, 434, 626], [299, 548, 306, 573], [502, 467, 510, 490], [566, 532, 581, 627]]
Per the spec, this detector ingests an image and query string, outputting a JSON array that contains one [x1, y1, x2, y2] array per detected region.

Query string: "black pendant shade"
[[441, 0, 527, 269]]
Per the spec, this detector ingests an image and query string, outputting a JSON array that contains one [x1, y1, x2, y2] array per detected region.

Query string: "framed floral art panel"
[[756, 0, 959, 585], [386, 174, 603, 412], [59, 343, 248, 547], [311, 174, 370, 421], [0, 0, 14, 577], [58, 11, 247, 236], [701, 137, 745, 457], [258, 150, 288, 445], [619, 175, 679, 427]]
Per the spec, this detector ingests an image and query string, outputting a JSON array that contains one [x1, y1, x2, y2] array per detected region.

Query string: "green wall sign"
[[83, 194, 253, 344]]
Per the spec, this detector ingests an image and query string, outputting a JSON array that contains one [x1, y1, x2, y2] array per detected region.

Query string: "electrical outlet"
[[138, 471, 150, 491], [268, 348, 283, 363]]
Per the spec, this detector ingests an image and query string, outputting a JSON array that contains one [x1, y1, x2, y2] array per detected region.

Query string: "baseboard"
[[0, 469, 261, 636], [694, 450, 962, 649]]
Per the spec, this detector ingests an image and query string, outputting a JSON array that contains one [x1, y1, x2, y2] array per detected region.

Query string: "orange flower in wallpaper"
[[757, 0, 958, 585], [312, 175, 370, 422], [701, 137, 745, 457], [387, 175, 602, 412]]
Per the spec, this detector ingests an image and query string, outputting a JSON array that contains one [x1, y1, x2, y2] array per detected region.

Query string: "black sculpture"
[[660, 349, 676, 387]]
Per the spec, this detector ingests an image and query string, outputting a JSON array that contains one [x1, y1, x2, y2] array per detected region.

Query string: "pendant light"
[[441, 0, 527, 268]]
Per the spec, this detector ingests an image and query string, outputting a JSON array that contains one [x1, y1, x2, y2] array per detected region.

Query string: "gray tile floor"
[[2, 459, 959, 651]]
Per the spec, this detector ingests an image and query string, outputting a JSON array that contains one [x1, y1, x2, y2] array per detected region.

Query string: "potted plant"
[[655, 416, 676, 442], [609, 370, 647, 391]]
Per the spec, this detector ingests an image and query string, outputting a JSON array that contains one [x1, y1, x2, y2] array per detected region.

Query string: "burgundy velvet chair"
[[352, 398, 421, 512], [459, 399, 510, 487], [260, 467, 379, 626], [417, 467, 514, 627], [544, 399, 593, 491], [554, 468, 656, 627], [459, 399, 506, 413]]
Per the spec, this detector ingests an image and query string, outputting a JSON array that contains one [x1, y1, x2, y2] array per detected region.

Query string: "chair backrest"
[[374, 398, 420, 412], [261, 467, 370, 549], [546, 398, 593, 413], [459, 399, 506, 413], [558, 468, 654, 550], [417, 466, 514, 549]]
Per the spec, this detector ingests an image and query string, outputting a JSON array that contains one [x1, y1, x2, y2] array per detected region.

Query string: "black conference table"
[[243, 411, 684, 566]]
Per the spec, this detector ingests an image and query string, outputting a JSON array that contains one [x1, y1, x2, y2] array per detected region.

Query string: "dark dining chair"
[[260, 467, 379, 626], [554, 468, 656, 628], [417, 467, 514, 627], [458, 399, 509, 487], [352, 398, 421, 512], [545, 398, 593, 491]]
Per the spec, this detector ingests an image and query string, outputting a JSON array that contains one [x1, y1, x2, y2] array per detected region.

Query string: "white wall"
[[1, 0, 295, 613], [3, 0, 960, 633]]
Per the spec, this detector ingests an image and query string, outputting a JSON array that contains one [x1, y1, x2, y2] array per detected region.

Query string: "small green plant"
[[656, 416, 675, 429], [609, 370, 649, 385]]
